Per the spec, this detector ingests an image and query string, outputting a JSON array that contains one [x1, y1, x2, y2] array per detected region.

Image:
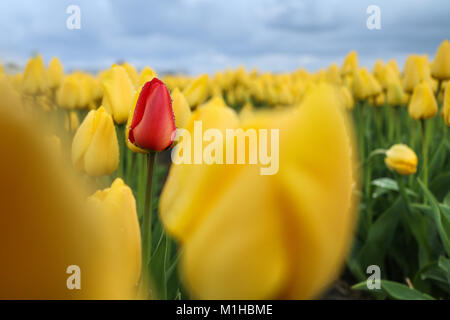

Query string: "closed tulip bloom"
[[65, 111, 80, 133], [171, 88, 191, 128], [128, 78, 176, 152], [87, 178, 141, 291], [353, 68, 371, 100], [138, 66, 158, 87], [385, 144, 418, 175], [102, 65, 136, 124], [408, 82, 438, 120], [341, 51, 358, 75], [339, 86, 355, 110], [431, 40, 450, 80], [160, 83, 356, 299], [121, 62, 139, 86], [387, 80, 407, 106], [443, 84, 450, 126], [48, 57, 64, 89], [72, 106, 119, 176], [57, 75, 83, 109], [183, 74, 209, 107], [403, 55, 432, 92], [22, 55, 49, 94]]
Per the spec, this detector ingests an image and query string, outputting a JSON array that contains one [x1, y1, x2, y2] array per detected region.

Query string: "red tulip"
[[128, 78, 176, 152]]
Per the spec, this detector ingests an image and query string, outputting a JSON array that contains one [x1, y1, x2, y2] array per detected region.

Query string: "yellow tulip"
[[403, 55, 432, 92], [121, 62, 139, 86], [48, 57, 64, 89], [0, 86, 140, 299], [353, 68, 371, 100], [65, 111, 80, 133], [72, 106, 119, 176], [385, 144, 418, 175], [431, 40, 450, 80], [408, 82, 438, 120], [341, 51, 358, 75], [87, 178, 141, 291], [138, 66, 158, 87], [443, 83, 450, 126], [373, 92, 386, 107], [160, 83, 356, 299], [22, 55, 49, 94], [57, 74, 85, 109], [387, 80, 407, 106], [183, 74, 209, 107], [102, 65, 136, 124], [239, 101, 254, 120], [171, 88, 191, 128], [339, 85, 355, 110]]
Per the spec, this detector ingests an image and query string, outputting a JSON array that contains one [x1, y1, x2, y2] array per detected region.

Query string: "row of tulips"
[[0, 40, 449, 299]]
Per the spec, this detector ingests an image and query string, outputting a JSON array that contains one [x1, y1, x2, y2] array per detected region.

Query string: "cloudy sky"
[[0, 0, 448, 74]]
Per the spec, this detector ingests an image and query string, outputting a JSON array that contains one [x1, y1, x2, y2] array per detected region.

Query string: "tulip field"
[[0, 40, 449, 300]]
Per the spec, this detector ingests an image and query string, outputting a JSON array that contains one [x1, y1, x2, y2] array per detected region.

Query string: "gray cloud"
[[0, 0, 448, 74]]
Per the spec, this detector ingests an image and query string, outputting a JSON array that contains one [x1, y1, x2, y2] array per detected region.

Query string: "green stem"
[[140, 151, 156, 296], [420, 120, 428, 204]]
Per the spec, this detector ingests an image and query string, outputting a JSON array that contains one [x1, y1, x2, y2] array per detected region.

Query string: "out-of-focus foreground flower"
[[160, 83, 357, 299], [0, 80, 139, 299]]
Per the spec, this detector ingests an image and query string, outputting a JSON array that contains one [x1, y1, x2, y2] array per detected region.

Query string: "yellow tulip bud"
[[339, 85, 355, 110], [341, 51, 358, 75], [408, 82, 438, 120], [171, 88, 191, 128], [160, 83, 356, 299], [373, 92, 386, 107], [48, 57, 64, 89], [385, 144, 418, 175], [65, 111, 80, 133], [387, 80, 407, 106], [403, 55, 432, 92], [102, 65, 136, 124], [431, 40, 450, 80], [138, 66, 158, 87], [121, 62, 139, 86], [353, 68, 371, 100], [183, 74, 209, 107], [22, 55, 49, 94], [57, 75, 83, 109], [87, 178, 141, 291], [72, 106, 119, 176], [0, 89, 139, 298], [443, 83, 450, 126]]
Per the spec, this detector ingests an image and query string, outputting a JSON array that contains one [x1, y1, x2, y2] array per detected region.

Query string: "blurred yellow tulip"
[[102, 65, 135, 124], [87, 178, 142, 291], [443, 83, 450, 126], [138, 66, 158, 87], [171, 88, 192, 128], [385, 144, 418, 175], [183, 74, 209, 107], [72, 106, 119, 176], [65, 111, 80, 133], [0, 85, 140, 299], [339, 86, 355, 110], [387, 80, 407, 106], [160, 83, 356, 299], [48, 57, 64, 89], [121, 62, 139, 86], [57, 74, 88, 110], [22, 55, 49, 94], [408, 82, 438, 120], [341, 51, 358, 75], [431, 40, 450, 80]]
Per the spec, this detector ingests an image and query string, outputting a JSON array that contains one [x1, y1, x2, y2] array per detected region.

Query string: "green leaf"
[[352, 280, 435, 300], [371, 177, 418, 198], [430, 171, 450, 202], [381, 280, 435, 300], [429, 138, 448, 180], [417, 178, 450, 256], [358, 197, 404, 270]]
